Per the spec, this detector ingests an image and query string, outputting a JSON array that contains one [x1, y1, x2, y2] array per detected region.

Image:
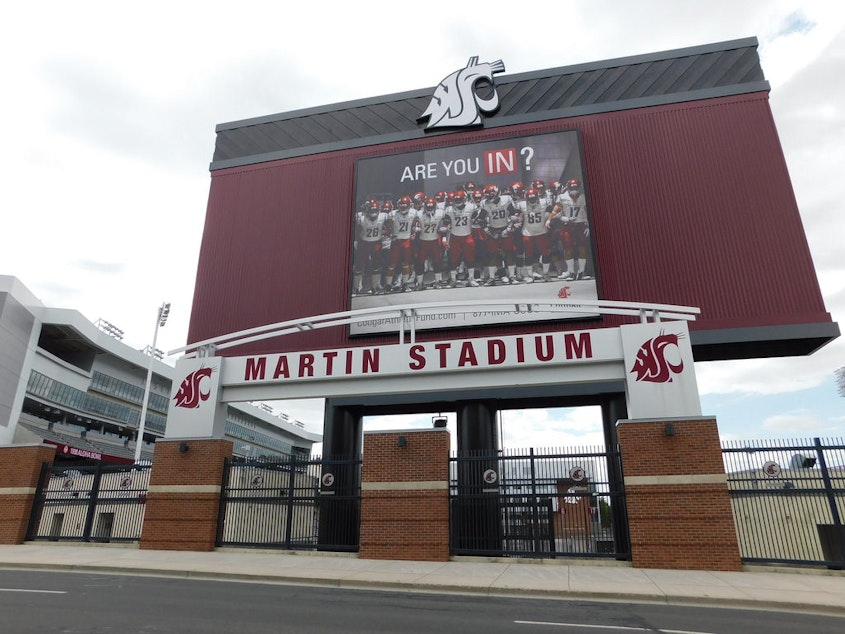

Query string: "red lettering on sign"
[[535, 335, 554, 361], [345, 350, 354, 374], [299, 354, 315, 377], [516, 337, 525, 362], [273, 356, 290, 379], [245, 357, 266, 381], [458, 341, 478, 367], [435, 342, 451, 368], [362, 349, 379, 373], [408, 345, 426, 370], [565, 333, 593, 359], [487, 339, 505, 365], [485, 148, 517, 175], [323, 351, 337, 375]]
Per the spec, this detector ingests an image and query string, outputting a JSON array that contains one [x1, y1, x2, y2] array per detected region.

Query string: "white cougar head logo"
[[419, 56, 506, 130]]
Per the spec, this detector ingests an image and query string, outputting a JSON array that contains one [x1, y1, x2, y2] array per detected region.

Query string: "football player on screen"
[[517, 187, 553, 282], [546, 178, 593, 280], [386, 195, 420, 291], [353, 199, 390, 295], [441, 190, 480, 287]]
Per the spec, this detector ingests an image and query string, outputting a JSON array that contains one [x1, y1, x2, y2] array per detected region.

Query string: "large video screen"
[[350, 130, 598, 335]]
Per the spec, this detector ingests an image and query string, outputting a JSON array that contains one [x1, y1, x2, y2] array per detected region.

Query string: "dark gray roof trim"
[[690, 322, 840, 361], [211, 37, 767, 172]]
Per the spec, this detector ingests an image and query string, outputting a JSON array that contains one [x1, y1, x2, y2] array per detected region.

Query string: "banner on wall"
[[350, 130, 599, 335]]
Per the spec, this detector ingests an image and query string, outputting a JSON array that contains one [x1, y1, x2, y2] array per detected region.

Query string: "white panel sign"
[[220, 329, 622, 387], [620, 321, 701, 419], [166, 356, 228, 439]]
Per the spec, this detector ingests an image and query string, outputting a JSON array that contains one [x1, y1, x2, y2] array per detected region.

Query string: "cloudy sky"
[[2, 1, 843, 448]]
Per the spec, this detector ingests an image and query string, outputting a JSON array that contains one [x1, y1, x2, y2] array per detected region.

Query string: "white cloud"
[[2, 2, 844, 445]]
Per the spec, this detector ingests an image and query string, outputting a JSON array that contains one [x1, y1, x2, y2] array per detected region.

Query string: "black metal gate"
[[723, 437, 845, 569], [449, 446, 628, 559], [216, 456, 361, 551], [26, 462, 150, 543]]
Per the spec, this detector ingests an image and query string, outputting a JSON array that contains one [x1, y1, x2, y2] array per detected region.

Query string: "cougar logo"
[[173, 366, 214, 408], [630, 331, 684, 383], [419, 56, 506, 130]]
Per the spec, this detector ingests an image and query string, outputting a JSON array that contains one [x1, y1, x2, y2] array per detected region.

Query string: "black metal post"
[[814, 437, 845, 569], [318, 403, 362, 551], [602, 394, 630, 559], [82, 463, 103, 542], [455, 400, 501, 552], [214, 457, 231, 547]]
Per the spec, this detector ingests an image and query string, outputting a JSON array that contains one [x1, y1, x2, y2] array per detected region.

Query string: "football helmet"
[[452, 191, 467, 208], [472, 189, 484, 204], [565, 179, 582, 195], [531, 179, 546, 195], [464, 180, 478, 193], [381, 200, 394, 213], [365, 199, 380, 218], [435, 191, 447, 203], [550, 181, 563, 196], [510, 181, 525, 200], [483, 184, 500, 201], [412, 192, 426, 209], [398, 195, 412, 212], [424, 197, 437, 213], [525, 188, 539, 205]]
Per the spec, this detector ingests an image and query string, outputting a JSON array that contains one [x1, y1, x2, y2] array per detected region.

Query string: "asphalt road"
[[1, 570, 843, 633]]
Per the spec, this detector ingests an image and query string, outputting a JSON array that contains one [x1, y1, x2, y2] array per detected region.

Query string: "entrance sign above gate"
[[165, 301, 701, 440]]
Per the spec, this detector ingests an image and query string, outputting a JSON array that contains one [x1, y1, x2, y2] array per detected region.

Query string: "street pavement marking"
[[515, 622, 716, 634], [0, 588, 67, 594]]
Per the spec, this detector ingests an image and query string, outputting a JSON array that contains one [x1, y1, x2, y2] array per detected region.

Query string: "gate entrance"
[[216, 455, 361, 551], [27, 463, 150, 543], [449, 446, 627, 559]]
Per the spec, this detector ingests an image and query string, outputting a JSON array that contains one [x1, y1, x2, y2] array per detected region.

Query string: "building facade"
[[0, 276, 320, 464]]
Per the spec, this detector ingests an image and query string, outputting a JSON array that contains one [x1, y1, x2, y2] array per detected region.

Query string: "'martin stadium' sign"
[[166, 321, 703, 440], [231, 330, 596, 384]]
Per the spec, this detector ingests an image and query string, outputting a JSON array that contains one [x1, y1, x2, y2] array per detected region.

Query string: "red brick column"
[[360, 429, 450, 561], [0, 444, 56, 544], [140, 439, 232, 551], [617, 418, 742, 571]]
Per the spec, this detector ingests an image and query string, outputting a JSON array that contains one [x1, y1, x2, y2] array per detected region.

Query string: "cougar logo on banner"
[[173, 366, 214, 408], [630, 331, 684, 383], [419, 56, 505, 130]]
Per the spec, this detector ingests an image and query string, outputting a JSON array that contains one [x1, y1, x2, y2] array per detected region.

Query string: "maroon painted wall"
[[188, 93, 831, 357]]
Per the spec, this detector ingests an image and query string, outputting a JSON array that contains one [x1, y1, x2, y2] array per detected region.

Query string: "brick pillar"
[[0, 444, 56, 544], [617, 418, 742, 571], [360, 429, 450, 561], [140, 438, 232, 551]]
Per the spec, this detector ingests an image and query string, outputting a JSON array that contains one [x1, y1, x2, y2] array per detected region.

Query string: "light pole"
[[134, 302, 170, 464]]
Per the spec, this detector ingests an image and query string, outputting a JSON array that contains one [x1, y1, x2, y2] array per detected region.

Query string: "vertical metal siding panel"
[[581, 96, 826, 331], [191, 93, 831, 355]]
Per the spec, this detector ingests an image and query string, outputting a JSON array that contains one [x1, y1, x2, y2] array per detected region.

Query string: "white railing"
[[168, 299, 700, 358]]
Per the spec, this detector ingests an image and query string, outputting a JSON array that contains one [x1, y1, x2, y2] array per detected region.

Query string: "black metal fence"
[[722, 437, 845, 569], [449, 446, 628, 559], [27, 462, 150, 543], [216, 456, 361, 552]]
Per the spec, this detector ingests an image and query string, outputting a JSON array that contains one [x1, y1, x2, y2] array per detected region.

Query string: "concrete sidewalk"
[[1, 543, 844, 615]]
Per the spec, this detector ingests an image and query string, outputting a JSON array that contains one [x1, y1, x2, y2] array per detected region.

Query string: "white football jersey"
[[444, 202, 476, 238], [357, 212, 389, 243], [482, 194, 515, 229], [390, 209, 418, 239], [519, 201, 550, 237]]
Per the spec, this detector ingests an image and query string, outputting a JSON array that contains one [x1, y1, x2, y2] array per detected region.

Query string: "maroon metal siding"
[[188, 93, 831, 357]]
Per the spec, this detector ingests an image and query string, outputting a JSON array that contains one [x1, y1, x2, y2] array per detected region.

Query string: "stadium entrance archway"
[[165, 299, 703, 563], [327, 394, 629, 554]]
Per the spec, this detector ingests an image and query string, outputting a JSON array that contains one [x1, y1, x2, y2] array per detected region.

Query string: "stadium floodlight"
[[134, 302, 170, 464]]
